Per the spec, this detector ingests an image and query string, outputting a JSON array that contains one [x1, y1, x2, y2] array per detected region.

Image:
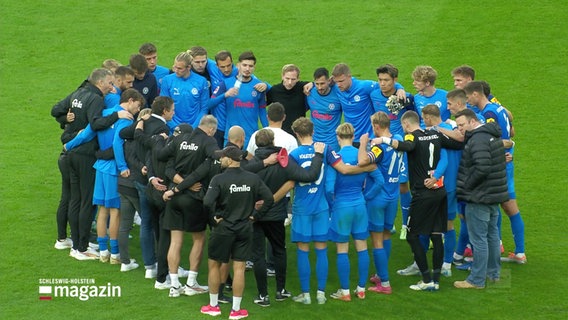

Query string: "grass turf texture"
[[1, 0, 567, 319]]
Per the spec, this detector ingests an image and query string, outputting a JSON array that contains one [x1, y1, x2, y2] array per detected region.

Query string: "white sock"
[[356, 286, 365, 292], [210, 293, 218, 307], [232, 296, 242, 311], [170, 273, 180, 288], [381, 281, 391, 287], [442, 262, 452, 269], [453, 253, 463, 259], [317, 290, 325, 296], [341, 289, 350, 295], [188, 270, 198, 286]]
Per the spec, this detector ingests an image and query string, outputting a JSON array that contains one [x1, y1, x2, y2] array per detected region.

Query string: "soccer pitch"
[[1, 1, 567, 319]]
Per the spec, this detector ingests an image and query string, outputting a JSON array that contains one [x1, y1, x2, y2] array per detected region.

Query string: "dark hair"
[[238, 51, 256, 63], [313, 67, 329, 79], [151, 96, 174, 115], [129, 54, 148, 73], [215, 50, 232, 62], [120, 88, 145, 104], [454, 108, 478, 121], [267, 102, 285, 122], [114, 66, 135, 78], [139, 43, 157, 55], [376, 64, 398, 78]]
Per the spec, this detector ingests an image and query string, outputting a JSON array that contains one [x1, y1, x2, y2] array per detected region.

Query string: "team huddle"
[[51, 43, 526, 319]]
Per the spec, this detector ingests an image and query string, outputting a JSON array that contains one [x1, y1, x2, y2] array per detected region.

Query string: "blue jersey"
[[367, 134, 403, 201], [480, 103, 511, 141], [152, 65, 171, 89], [326, 146, 366, 206], [306, 87, 342, 151], [434, 122, 461, 192], [370, 89, 415, 137], [224, 76, 268, 147], [414, 88, 450, 127], [104, 86, 121, 109], [333, 78, 377, 142], [93, 105, 134, 175], [160, 72, 209, 130], [290, 144, 341, 215], [207, 66, 239, 133]]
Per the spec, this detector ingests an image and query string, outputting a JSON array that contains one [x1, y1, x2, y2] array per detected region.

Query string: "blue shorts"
[[93, 170, 120, 208], [399, 153, 409, 183], [329, 203, 369, 242], [446, 190, 457, 220], [506, 162, 516, 199], [367, 198, 397, 232], [291, 210, 330, 243]]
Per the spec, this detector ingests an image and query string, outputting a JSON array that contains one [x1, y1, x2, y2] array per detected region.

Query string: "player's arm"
[[363, 168, 384, 200], [435, 125, 464, 142], [273, 180, 294, 203]]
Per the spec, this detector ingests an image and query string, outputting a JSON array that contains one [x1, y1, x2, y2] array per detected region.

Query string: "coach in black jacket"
[[248, 128, 325, 305], [454, 109, 508, 289]]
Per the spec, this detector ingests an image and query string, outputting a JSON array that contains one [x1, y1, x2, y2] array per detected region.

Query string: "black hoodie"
[[251, 146, 323, 221]]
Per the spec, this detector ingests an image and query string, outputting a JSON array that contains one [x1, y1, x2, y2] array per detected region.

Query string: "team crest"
[[252, 91, 257, 97], [354, 95, 361, 102], [191, 88, 198, 95], [329, 103, 335, 110], [143, 87, 149, 94]]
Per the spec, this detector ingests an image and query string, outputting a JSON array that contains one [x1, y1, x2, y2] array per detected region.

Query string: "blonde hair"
[[175, 50, 193, 66], [335, 122, 354, 140], [137, 108, 153, 121], [101, 59, 121, 73]]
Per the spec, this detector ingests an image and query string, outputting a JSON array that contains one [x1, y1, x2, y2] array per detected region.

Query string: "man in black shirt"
[[372, 110, 461, 291], [200, 146, 273, 319]]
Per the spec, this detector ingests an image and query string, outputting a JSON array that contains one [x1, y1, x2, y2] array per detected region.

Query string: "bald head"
[[228, 125, 245, 148]]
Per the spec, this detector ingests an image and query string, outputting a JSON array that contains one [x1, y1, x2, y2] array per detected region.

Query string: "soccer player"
[[160, 50, 210, 132], [412, 65, 450, 127], [463, 81, 526, 263], [370, 64, 415, 240], [104, 66, 135, 108], [453, 109, 508, 289], [266, 64, 310, 135], [200, 146, 274, 320], [221, 51, 268, 147], [249, 129, 324, 307], [358, 111, 404, 295], [306, 67, 342, 152], [288, 117, 375, 305], [327, 123, 384, 301], [422, 104, 462, 277], [51, 68, 133, 261], [372, 111, 460, 291], [139, 42, 171, 89], [130, 53, 158, 109]]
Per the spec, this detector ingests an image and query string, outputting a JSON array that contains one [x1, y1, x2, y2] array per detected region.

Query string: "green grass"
[[1, 0, 567, 319]]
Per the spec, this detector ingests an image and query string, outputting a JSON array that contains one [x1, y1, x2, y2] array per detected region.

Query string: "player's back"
[[333, 146, 366, 203], [290, 144, 328, 215]]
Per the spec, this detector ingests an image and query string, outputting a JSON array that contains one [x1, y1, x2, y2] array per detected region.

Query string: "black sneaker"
[[218, 294, 233, 304], [253, 294, 270, 307], [275, 289, 292, 301]]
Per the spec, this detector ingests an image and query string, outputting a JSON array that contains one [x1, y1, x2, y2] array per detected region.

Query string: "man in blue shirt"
[[358, 111, 404, 295], [104, 66, 135, 108], [412, 66, 450, 127], [139, 42, 171, 89], [160, 51, 210, 132], [306, 67, 342, 152]]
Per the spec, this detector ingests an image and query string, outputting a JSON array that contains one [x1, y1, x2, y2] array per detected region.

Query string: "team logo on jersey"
[[173, 88, 180, 96], [354, 95, 361, 102], [435, 101, 442, 108], [143, 87, 149, 94], [191, 88, 198, 95], [229, 184, 251, 193], [404, 134, 415, 142], [329, 103, 335, 110], [179, 141, 198, 151], [71, 99, 83, 109], [251, 91, 258, 97]]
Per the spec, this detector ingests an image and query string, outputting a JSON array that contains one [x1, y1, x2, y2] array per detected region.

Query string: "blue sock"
[[297, 248, 310, 293], [357, 250, 369, 288], [444, 229, 456, 263], [400, 191, 411, 226], [337, 253, 350, 290], [373, 248, 389, 282], [315, 248, 328, 291], [509, 212, 525, 253], [419, 234, 429, 252], [97, 236, 108, 252], [383, 239, 392, 259], [497, 208, 503, 238], [456, 217, 469, 255], [109, 239, 119, 254]]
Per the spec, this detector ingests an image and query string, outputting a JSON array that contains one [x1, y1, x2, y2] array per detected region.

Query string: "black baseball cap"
[[214, 146, 242, 161]]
